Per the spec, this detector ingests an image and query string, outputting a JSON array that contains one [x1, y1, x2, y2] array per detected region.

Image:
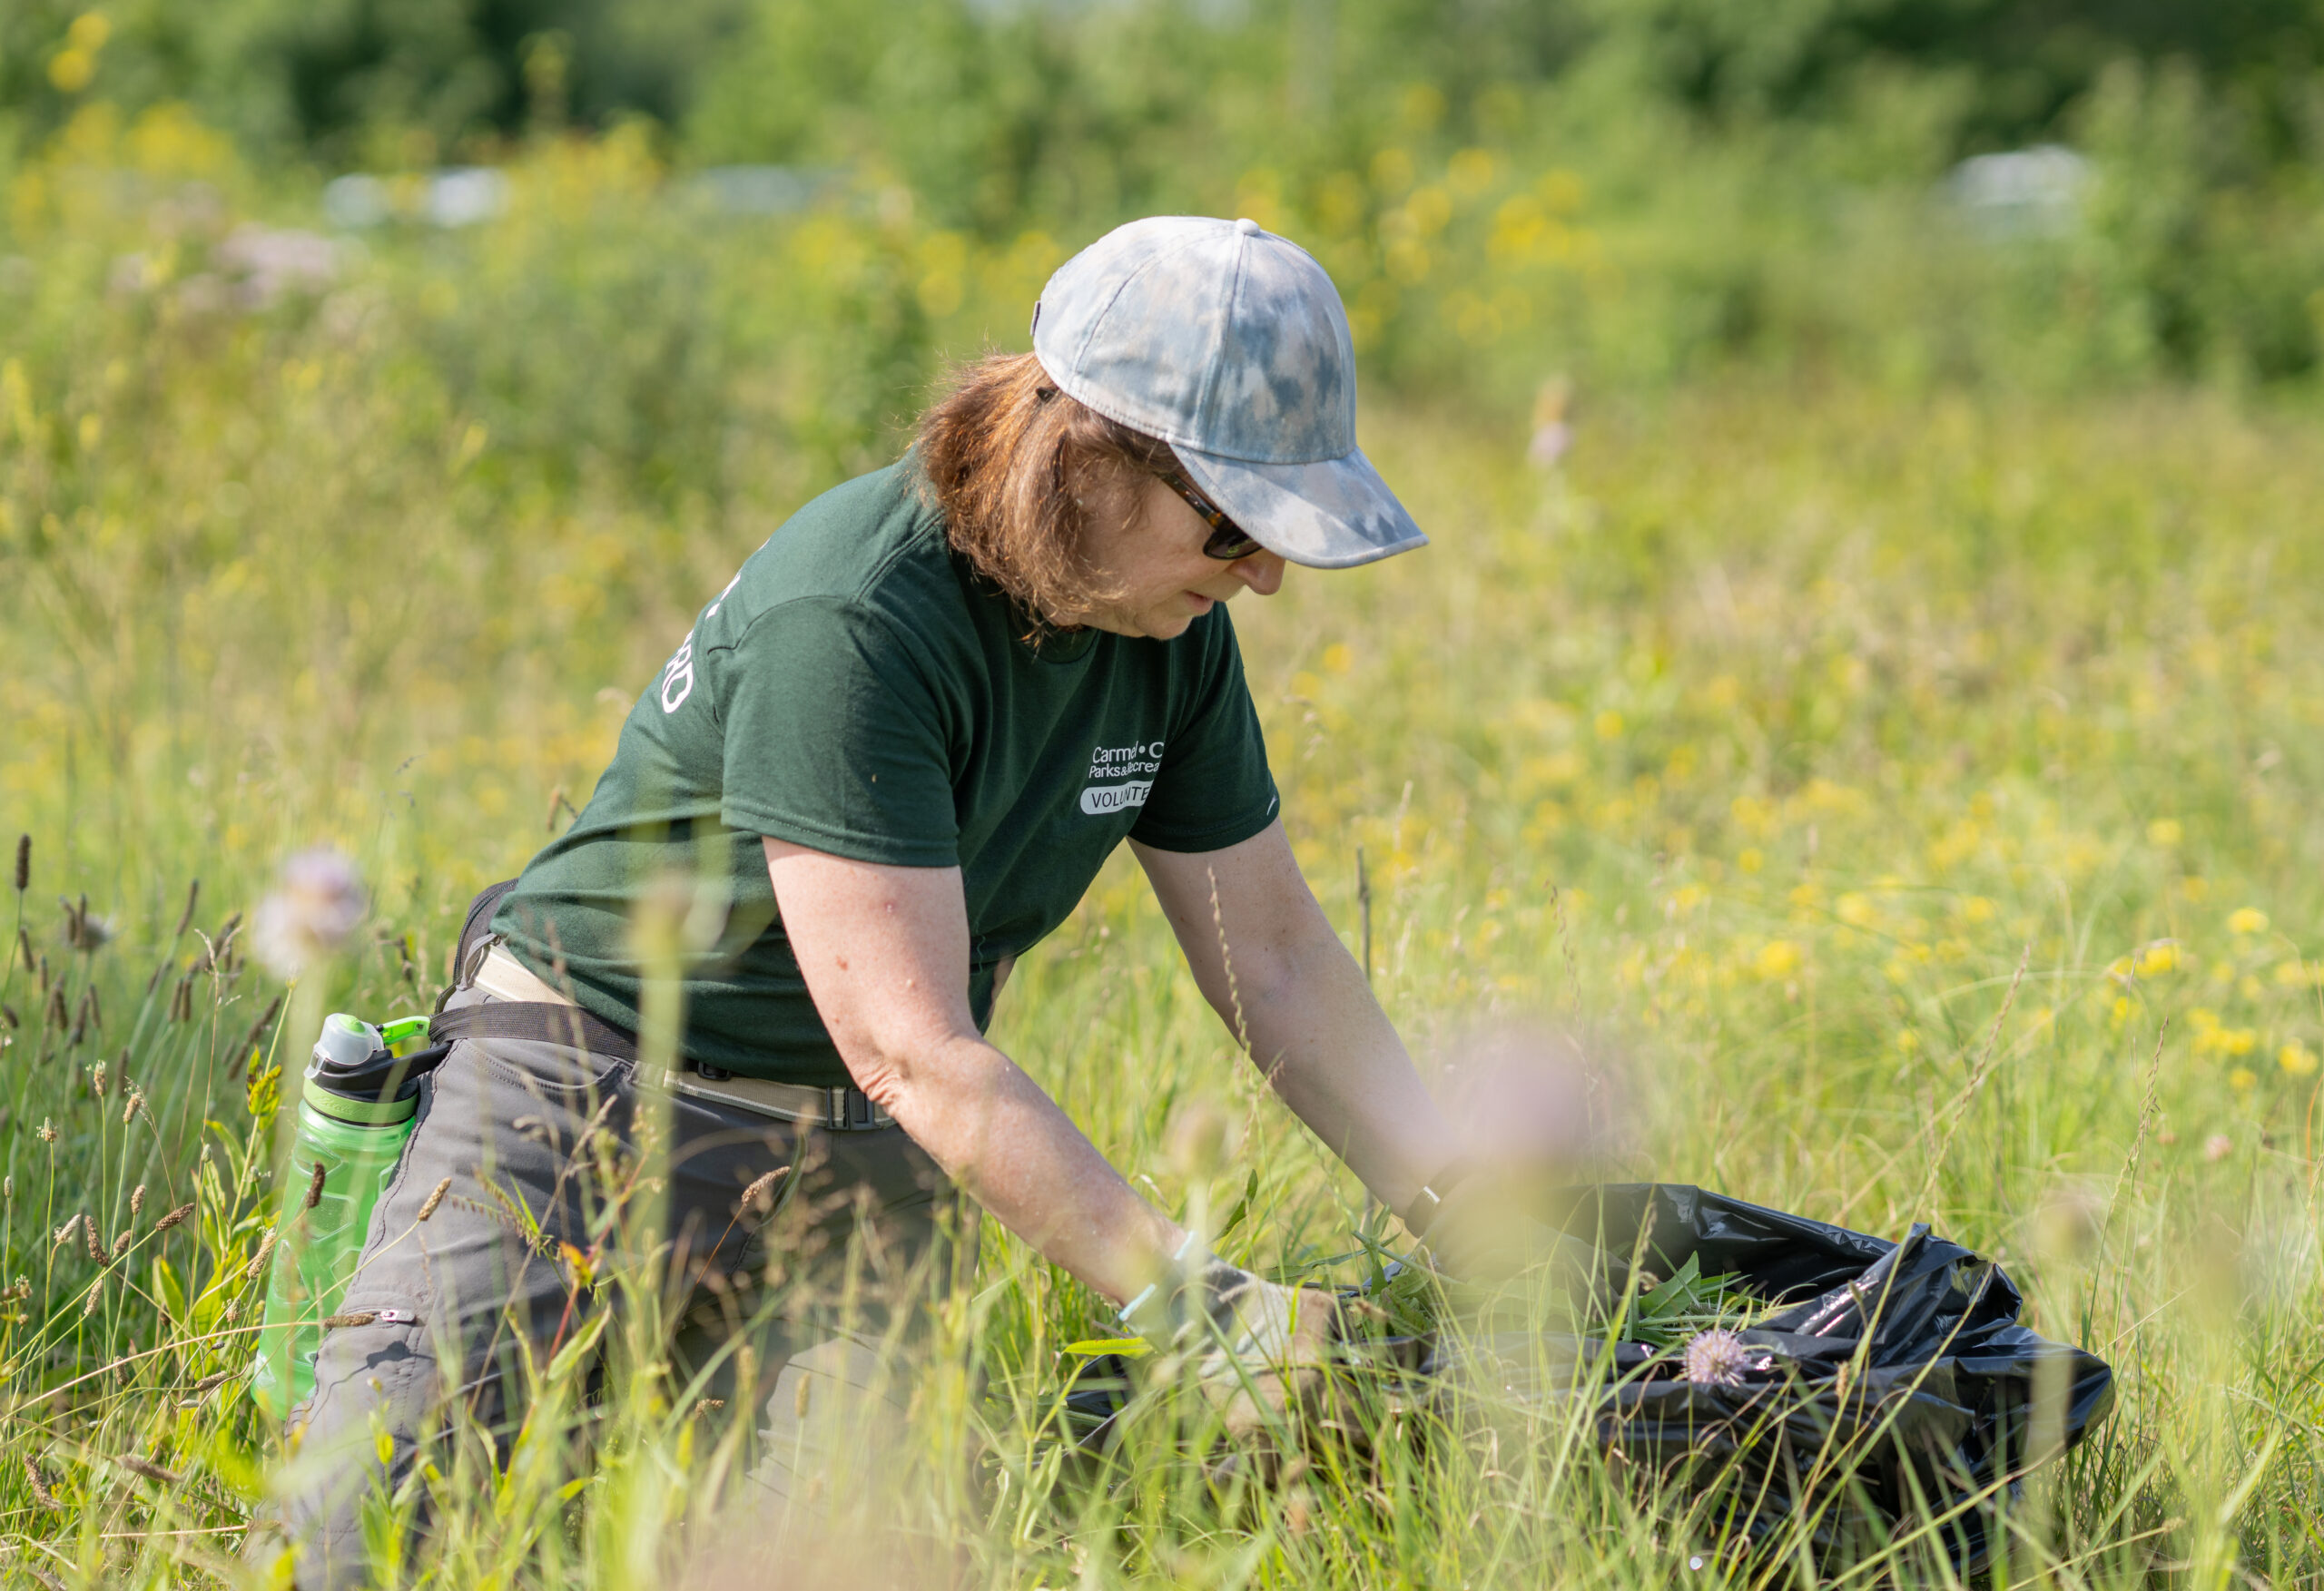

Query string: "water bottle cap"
[[314, 1013, 383, 1070]]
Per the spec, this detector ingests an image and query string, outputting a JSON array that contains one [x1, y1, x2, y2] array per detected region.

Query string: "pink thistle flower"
[[252, 847, 367, 979], [1683, 1328, 1755, 1388]]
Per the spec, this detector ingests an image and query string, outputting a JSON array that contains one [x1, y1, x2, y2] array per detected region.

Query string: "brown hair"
[[915, 351, 1177, 631]]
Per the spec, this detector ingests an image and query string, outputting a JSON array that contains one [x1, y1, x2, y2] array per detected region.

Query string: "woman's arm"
[[763, 837, 1185, 1305], [1131, 822, 1463, 1214]]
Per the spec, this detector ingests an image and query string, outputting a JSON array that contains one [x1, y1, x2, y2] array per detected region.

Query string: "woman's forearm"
[[872, 1031, 1185, 1306]]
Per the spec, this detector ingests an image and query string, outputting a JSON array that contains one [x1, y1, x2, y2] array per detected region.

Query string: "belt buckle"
[[830, 1086, 880, 1131]]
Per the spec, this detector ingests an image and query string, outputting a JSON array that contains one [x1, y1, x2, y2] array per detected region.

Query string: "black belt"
[[427, 998, 642, 1063]]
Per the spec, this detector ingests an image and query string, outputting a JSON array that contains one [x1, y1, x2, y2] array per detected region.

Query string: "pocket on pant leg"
[[281, 1315, 438, 1568]]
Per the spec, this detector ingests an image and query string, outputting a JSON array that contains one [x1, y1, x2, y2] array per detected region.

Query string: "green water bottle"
[[251, 1011, 435, 1420]]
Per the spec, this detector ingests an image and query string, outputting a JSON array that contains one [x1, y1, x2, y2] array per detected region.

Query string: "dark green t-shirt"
[[492, 459, 1280, 1085]]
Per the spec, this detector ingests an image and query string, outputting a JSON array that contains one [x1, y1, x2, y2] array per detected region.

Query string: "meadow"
[[5, 113, 2324, 1588]]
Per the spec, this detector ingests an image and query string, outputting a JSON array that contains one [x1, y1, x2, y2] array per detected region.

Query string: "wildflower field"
[[5, 109, 2324, 1590]]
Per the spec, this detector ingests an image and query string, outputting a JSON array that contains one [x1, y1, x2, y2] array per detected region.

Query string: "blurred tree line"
[[6, 0, 2318, 180], [2, 0, 2320, 393]]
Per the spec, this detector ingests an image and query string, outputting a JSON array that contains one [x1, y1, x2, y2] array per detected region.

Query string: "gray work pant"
[[279, 980, 956, 1589]]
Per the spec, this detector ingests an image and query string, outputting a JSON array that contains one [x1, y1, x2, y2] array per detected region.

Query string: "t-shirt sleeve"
[[1129, 609, 1281, 853], [713, 596, 960, 867]]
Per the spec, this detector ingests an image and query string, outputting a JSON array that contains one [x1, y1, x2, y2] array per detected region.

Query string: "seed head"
[[3, 1175, 10, 1201], [12, 835, 28, 895], [37, 1118, 56, 1144], [1682, 1328, 1755, 1389], [123, 1091, 143, 1125], [416, 1176, 451, 1223], [62, 896, 113, 952], [321, 1311, 377, 1329], [251, 847, 368, 979], [235, 995, 284, 1073], [153, 1202, 195, 1234], [91, 1060, 106, 1098], [83, 1280, 103, 1314], [130, 1185, 145, 1219], [303, 1160, 327, 1210], [243, 1228, 278, 1281], [54, 1213, 81, 1248], [84, 1213, 104, 1263], [111, 1229, 132, 1259], [23, 1455, 57, 1510], [173, 879, 201, 938], [738, 1165, 791, 1218], [119, 1454, 181, 1487]]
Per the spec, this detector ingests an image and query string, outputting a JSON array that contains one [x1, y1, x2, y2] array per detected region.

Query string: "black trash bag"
[[1055, 1183, 2113, 1574], [1462, 1183, 2118, 1572]]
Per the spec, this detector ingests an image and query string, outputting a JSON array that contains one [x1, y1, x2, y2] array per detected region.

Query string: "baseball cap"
[[1030, 215, 1427, 569]]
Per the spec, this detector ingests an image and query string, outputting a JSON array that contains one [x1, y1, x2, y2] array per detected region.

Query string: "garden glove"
[[1119, 1246, 1350, 1457]]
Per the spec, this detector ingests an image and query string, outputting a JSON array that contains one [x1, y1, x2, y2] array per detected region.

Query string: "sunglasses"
[[1157, 469, 1266, 561]]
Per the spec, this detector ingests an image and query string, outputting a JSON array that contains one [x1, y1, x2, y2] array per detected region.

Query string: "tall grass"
[[5, 125, 2324, 1587]]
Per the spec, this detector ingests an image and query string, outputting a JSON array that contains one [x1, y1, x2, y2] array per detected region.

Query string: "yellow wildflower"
[[2229, 1067, 2257, 1092], [2228, 908, 2269, 936], [2134, 942, 2178, 977], [2147, 818, 2182, 847], [2279, 1042, 2319, 1078], [1754, 939, 1802, 980]]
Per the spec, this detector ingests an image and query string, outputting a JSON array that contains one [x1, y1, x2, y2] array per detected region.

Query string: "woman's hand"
[[1123, 1257, 1352, 1462]]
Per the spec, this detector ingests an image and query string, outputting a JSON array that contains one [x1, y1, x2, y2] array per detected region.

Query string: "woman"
[[285, 215, 1519, 1586]]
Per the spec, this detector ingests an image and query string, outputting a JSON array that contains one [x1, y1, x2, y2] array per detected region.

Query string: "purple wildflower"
[[251, 847, 367, 979], [1683, 1328, 1755, 1389]]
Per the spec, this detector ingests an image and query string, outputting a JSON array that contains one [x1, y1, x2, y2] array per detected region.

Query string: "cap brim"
[[1173, 445, 1428, 570]]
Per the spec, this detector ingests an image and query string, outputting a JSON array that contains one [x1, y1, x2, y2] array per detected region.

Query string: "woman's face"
[[1070, 473, 1286, 640]]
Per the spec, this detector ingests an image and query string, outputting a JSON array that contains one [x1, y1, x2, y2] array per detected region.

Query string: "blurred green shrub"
[[1, 0, 2320, 403]]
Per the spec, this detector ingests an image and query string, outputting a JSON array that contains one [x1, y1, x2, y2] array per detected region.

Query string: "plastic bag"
[[1453, 1183, 2117, 1569], [1060, 1183, 2113, 1572]]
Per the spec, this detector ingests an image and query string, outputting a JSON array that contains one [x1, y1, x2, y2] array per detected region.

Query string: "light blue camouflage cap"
[[1031, 215, 1427, 569]]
